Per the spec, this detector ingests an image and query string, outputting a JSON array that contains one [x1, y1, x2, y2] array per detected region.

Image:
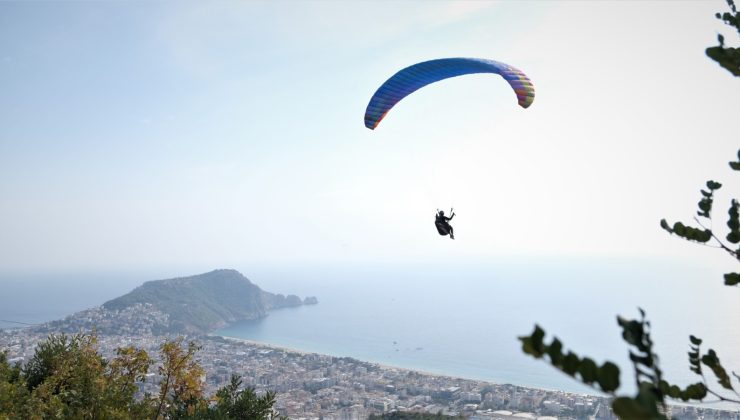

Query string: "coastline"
[[211, 333, 599, 398], [3, 327, 735, 418], [210, 333, 740, 414]]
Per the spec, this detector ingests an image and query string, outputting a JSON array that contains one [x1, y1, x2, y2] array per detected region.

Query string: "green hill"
[[103, 269, 308, 334]]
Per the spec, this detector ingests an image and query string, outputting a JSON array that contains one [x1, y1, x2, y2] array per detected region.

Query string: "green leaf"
[[689, 344, 702, 374], [520, 326, 621, 395], [672, 222, 687, 236], [669, 384, 681, 399], [659, 380, 682, 399], [681, 383, 708, 401], [698, 198, 711, 212], [727, 200, 739, 244], [629, 351, 652, 367], [547, 337, 563, 366], [706, 46, 740, 76], [701, 349, 734, 390], [597, 361, 620, 392], [697, 193, 713, 217], [519, 325, 546, 357], [562, 352, 580, 376], [698, 229, 712, 243], [675, 224, 712, 243], [706, 180, 722, 190], [612, 396, 665, 420], [660, 219, 671, 232], [617, 316, 645, 349], [578, 357, 598, 384], [725, 272, 740, 286]]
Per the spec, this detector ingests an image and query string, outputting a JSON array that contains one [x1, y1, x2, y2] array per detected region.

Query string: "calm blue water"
[[0, 270, 165, 327], [2, 259, 738, 397], [218, 259, 740, 396]]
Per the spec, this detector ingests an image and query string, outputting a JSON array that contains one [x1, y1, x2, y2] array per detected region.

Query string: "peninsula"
[[36, 269, 318, 335], [3, 270, 730, 419]]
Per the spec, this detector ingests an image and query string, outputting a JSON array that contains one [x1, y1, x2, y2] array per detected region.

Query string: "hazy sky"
[[1, 1, 738, 273]]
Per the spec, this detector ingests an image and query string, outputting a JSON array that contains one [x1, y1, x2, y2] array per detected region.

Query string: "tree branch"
[[694, 216, 737, 257], [699, 370, 740, 404]]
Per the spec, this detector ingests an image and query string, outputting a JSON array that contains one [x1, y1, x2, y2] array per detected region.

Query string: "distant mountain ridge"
[[93, 269, 316, 334]]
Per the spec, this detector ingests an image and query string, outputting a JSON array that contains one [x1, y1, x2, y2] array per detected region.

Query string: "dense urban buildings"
[[1, 306, 737, 419]]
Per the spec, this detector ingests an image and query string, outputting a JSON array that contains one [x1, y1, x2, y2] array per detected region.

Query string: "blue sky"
[[0, 1, 738, 273]]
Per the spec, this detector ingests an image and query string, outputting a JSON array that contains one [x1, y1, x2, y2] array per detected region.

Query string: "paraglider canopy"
[[364, 57, 535, 130]]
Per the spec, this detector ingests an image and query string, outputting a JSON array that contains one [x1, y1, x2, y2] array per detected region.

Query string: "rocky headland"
[[34, 269, 317, 335]]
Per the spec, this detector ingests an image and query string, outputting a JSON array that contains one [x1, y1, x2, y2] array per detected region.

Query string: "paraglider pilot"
[[435, 208, 455, 240]]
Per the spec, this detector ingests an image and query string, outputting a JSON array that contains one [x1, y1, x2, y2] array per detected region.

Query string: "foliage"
[[521, 149, 738, 417], [203, 374, 283, 420], [521, 4, 739, 416], [154, 338, 206, 419], [661, 151, 740, 286], [707, 0, 740, 76], [0, 333, 282, 420], [0, 351, 29, 420], [521, 308, 716, 419], [520, 325, 621, 394], [521, 135, 738, 416], [0, 333, 154, 419]]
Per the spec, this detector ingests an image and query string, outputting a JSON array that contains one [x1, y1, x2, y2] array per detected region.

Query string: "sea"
[[1, 258, 738, 398]]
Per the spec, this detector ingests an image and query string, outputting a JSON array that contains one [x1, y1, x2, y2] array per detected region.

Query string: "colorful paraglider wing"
[[364, 58, 534, 130]]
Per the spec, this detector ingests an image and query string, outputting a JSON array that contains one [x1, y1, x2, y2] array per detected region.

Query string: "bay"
[[1, 258, 737, 397], [218, 258, 739, 396]]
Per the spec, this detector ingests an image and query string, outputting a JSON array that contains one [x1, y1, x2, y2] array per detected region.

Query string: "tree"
[[519, 3, 740, 417], [707, 0, 740, 76], [0, 333, 155, 419], [204, 374, 283, 420], [107, 346, 156, 419], [0, 334, 284, 420], [0, 350, 30, 419], [154, 338, 207, 420], [521, 156, 738, 419]]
